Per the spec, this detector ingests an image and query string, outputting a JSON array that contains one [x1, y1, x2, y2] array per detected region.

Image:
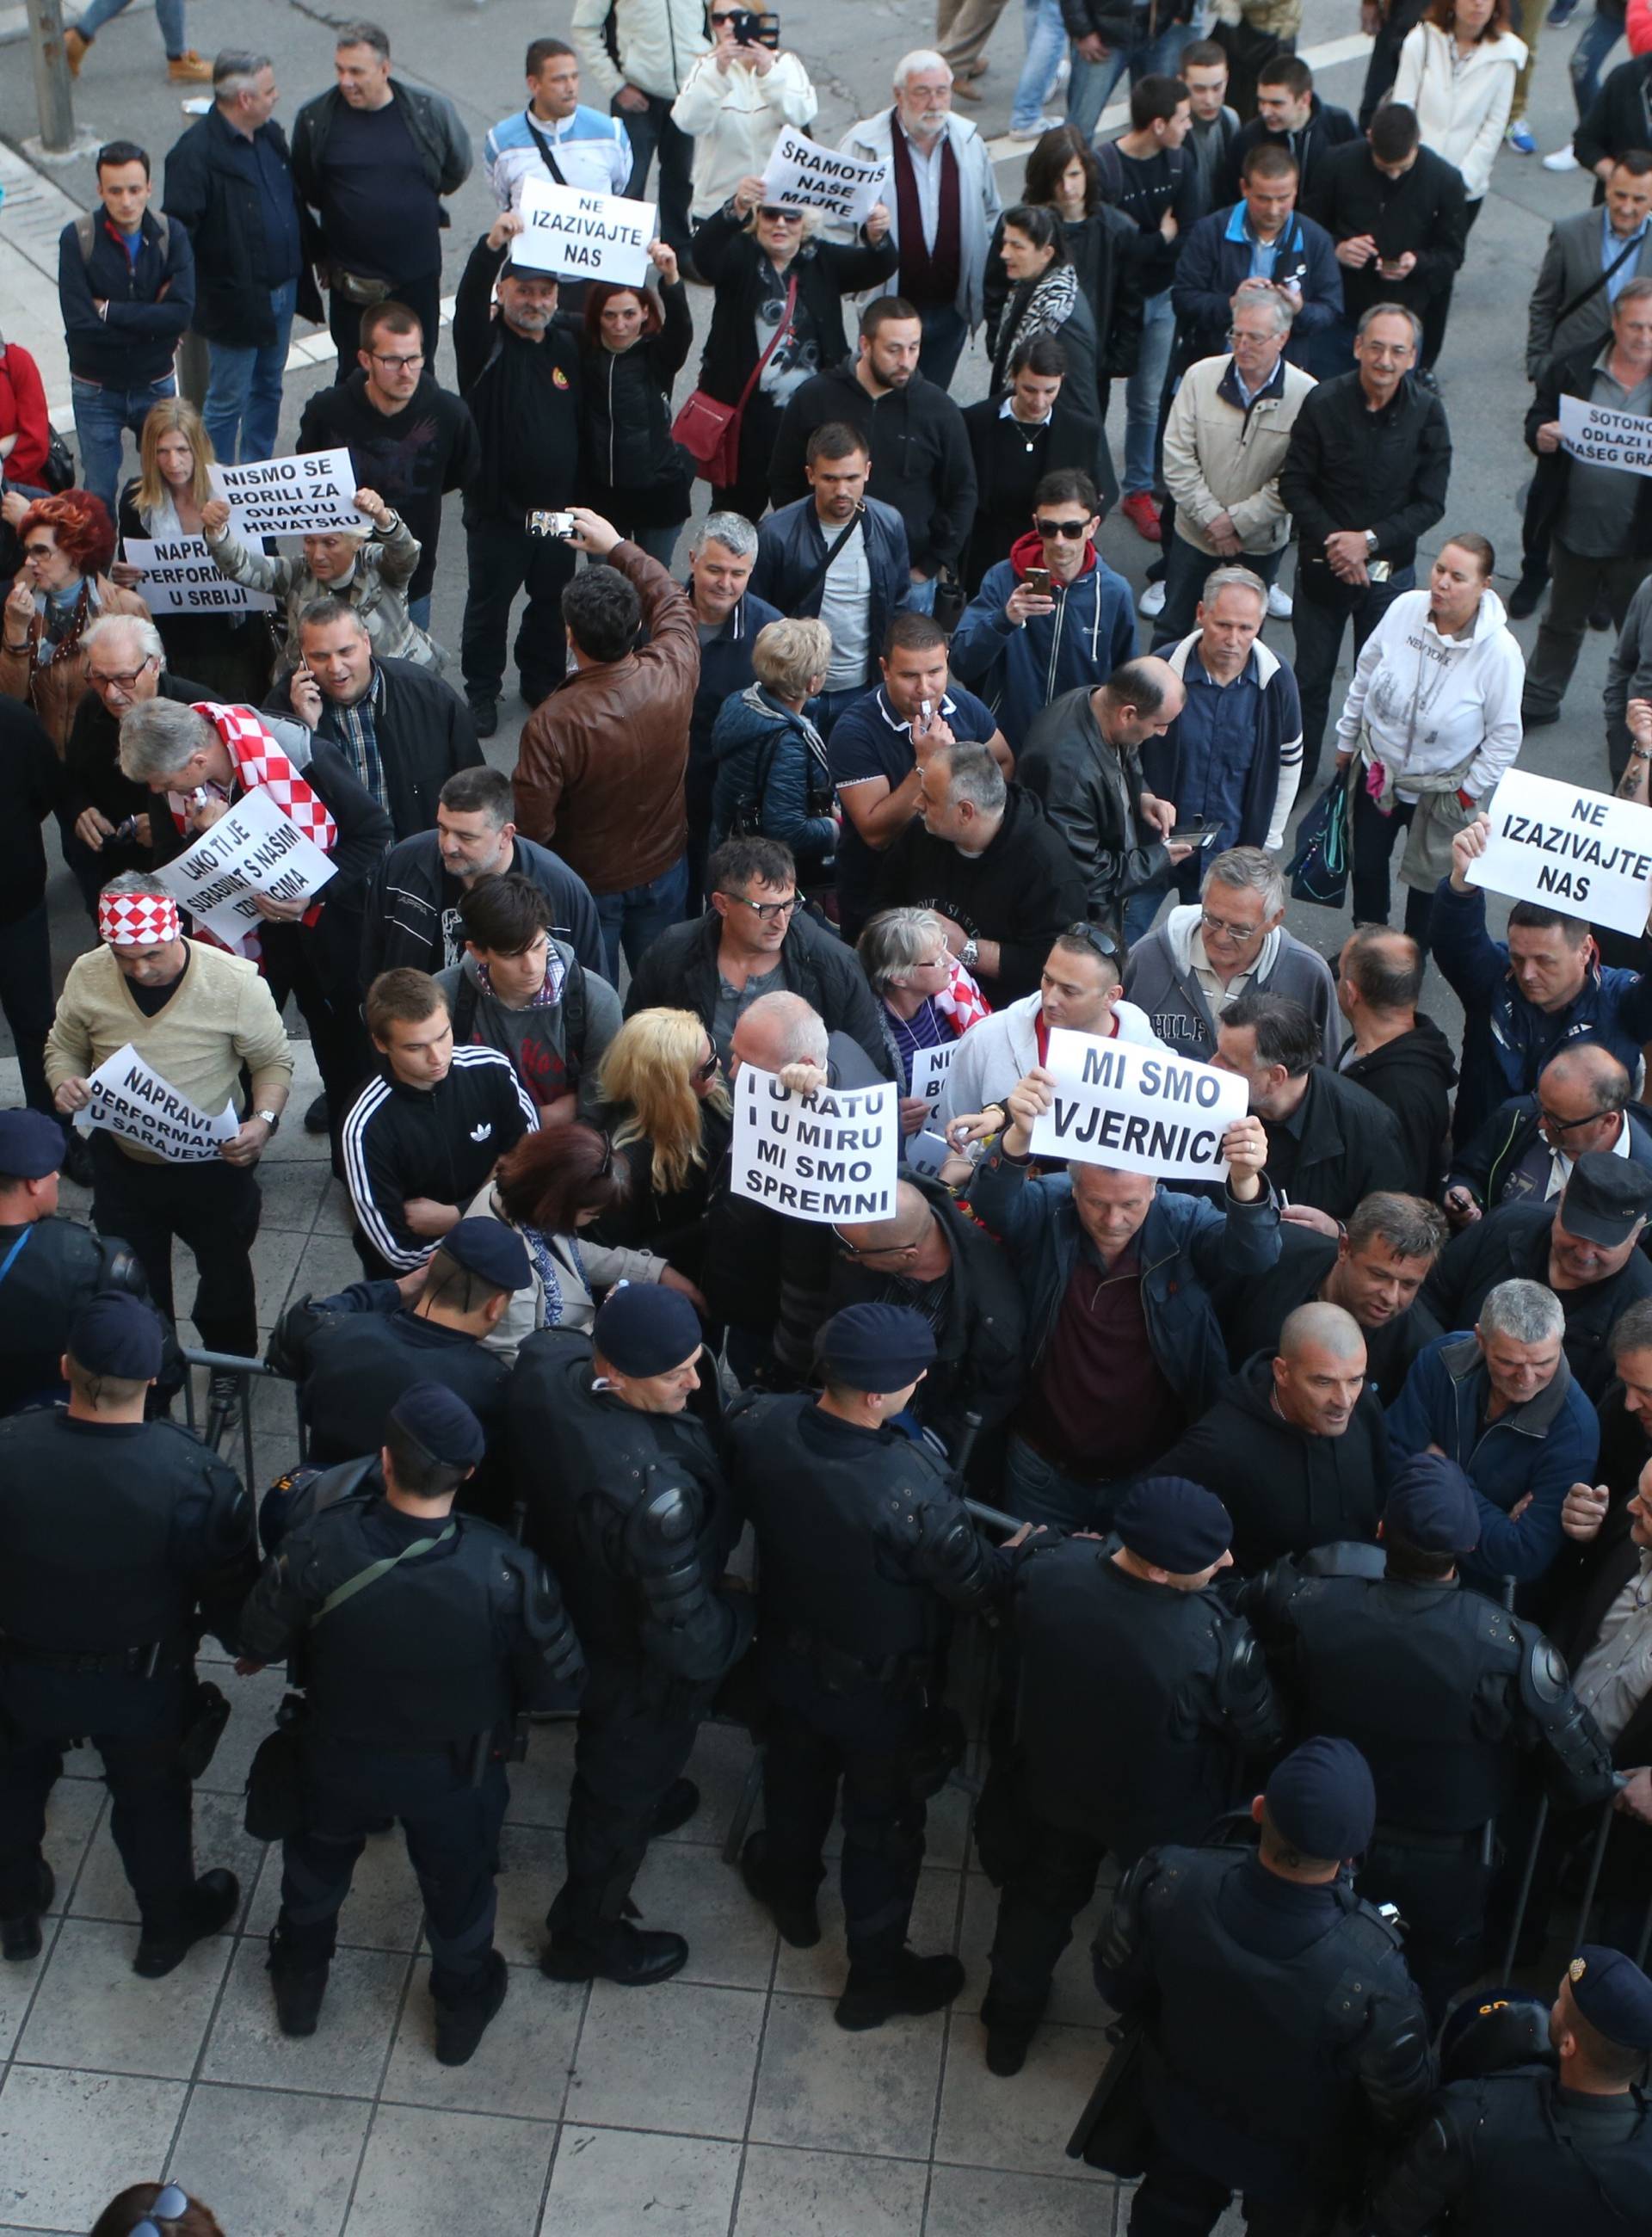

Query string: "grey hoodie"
[[1122, 903, 1342, 1065]]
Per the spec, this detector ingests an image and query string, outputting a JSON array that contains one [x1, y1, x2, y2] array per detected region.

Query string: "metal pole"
[[26, 0, 75, 157]]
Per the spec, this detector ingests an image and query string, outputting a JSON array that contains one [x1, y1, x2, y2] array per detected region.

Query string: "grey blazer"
[[1526, 209, 1652, 382]]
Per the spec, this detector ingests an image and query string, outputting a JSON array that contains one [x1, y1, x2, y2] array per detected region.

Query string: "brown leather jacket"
[[513, 541, 699, 897], [0, 577, 151, 754]]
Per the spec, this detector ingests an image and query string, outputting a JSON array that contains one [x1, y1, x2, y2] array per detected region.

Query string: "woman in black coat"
[[961, 332, 1101, 590], [574, 243, 696, 567], [690, 171, 897, 525]]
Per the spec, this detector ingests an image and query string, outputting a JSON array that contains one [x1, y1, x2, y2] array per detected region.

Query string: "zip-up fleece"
[[342, 1045, 539, 1273], [1122, 903, 1342, 1065], [950, 530, 1137, 751]]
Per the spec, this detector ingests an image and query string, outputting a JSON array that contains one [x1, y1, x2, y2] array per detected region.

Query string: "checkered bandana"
[[182, 701, 340, 854], [96, 891, 180, 947]]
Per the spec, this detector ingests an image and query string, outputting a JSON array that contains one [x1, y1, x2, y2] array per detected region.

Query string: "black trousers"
[[0, 901, 56, 1118], [1349, 786, 1437, 946], [549, 1656, 708, 1941], [280, 1741, 505, 2001], [0, 1666, 194, 1933], [327, 271, 442, 386], [460, 518, 577, 706], [619, 93, 695, 261], [89, 1131, 261, 1357], [260, 920, 371, 1161], [758, 1650, 928, 1963], [1131, 2146, 1335, 2237], [712, 391, 784, 529], [1359, 1833, 1490, 2025], [985, 1807, 1107, 2030], [1291, 570, 1415, 792]]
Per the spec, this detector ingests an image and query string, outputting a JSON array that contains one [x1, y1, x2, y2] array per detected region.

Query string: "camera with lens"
[[730, 9, 780, 46]]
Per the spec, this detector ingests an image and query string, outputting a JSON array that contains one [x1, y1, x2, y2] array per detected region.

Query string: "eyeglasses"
[[757, 206, 803, 223], [1539, 1106, 1610, 1134], [830, 1228, 920, 1258], [89, 658, 157, 690], [369, 350, 424, 370], [1063, 920, 1119, 958], [1199, 909, 1261, 943], [1034, 518, 1089, 539], [721, 890, 799, 922], [22, 542, 55, 558], [692, 1051, 720, 1083], [131, 2185, 189, 2237]]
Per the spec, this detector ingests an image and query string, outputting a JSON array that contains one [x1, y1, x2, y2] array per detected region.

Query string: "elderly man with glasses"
[[60, 615, 207, 921], [1447, 1045, 1652, 1227]]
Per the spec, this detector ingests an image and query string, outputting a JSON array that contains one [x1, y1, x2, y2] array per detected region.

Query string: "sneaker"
[[1546, 0, 1578, 23], [1543, 145, 1580, 173], [650, 1777, 700, 1838], [1267, 582, 1293, 620], [1505, 119, 1538, 155], [302, 1091, 329, 1136], [1137, 579, 1167, 619], [835, 1948, 965, 2032], [467, 693, 499, 738], [1008, 114, 1063, 140], [64, 26, 89, 72], [1119, 491, 1162, 544], [133, 1870, 238, 1978], [267, 1929, 329, 2037], [435, 1949, 509, 2067], [167, 50, 213, 82], [1, 1862, 54, 1963], [741, 1831, 822, 1948], [541, 1917, 689, 1987]]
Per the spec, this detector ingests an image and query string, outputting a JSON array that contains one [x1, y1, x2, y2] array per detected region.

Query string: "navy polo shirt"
[[829, 681, 998, 926]]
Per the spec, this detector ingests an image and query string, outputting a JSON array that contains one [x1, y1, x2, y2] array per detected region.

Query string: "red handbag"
[[672, 273, 798, 484]]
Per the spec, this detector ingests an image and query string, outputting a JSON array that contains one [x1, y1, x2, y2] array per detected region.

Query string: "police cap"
[[1115, 1477, 1232, 1574], [0, 1109, 65, 1181], [69, 1291, 163, 1381], [1266, 1736, 1376, 1860], [1569, 1944, 1652, 2050], [1384, 1453, 1481, 1555], [389, 1382, 485, 1469], [439, 1217, 531, 1293], [595, 1284, 702, 1377], [817, 1303, 936, 1393]]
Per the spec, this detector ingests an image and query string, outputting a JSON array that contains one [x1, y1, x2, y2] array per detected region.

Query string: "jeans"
[[916, 300, 970, 393], [1067, 15, 1200, 141], [1291, 567, 1415, 791], [620, 93, 695, 260], [76, 0, 186, 50], [202, 276, 297, 465], [1011, 0, 1070, 130], [71, 373, 176, 512], [1002, 1432, 1116, 1530], [1124, 287, 1176, 498], [907, 574, 938, 615], [594, 853, 689, 982], [461, 515, 577, 703], [807, 683, 869, 742], [1123, 884, 1168, 946], [1157, 533, 1283, 646], [1569, 1, 1624, 114], [617, 520, 686, 568], [0, 902, 56, 1118], [408, 594, 432, 632], [1522, 539, 1652, 717]]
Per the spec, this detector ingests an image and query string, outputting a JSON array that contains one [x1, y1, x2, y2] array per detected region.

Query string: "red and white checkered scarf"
[[936, 958, 990, 1036], [169, 702, 339, 960]]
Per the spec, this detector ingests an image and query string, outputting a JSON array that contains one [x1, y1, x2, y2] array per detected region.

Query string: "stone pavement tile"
[[247, 1227, 311, 1314], [16, 1919, 230, 2079], [538, 2127, 740, 2237], [380, 1964, 583, 2121], [71, 1790, 263, 1934], [258, 1162, 330, 1234], [40, 1779, 104, 1912], [502, 1726, 575, 1832], [0, 2068, 188, 2234], [194, 1667, 289, 1797], [772, 1866, 959, 2000], [290, 1231, 373, 1303], [952, 1873, 1112, 2026], [630, 1840, 778, 1991], [933, 2018, 1112, 2178], [490, 1824, 567, 1966], [314, 1178, 356, 1237], [168, 2082, 371, 2237], [749, 1993, 944, 2160], [924, 2165, 1121, 2237], [732, 2142, 928, 2237], [247, 1827, 426, 1955], [203, 1940, 409, 2096], [566, 1979, 764, 2141], [0, 1938, 50, 2064], [344, 2104, 555, 2237]]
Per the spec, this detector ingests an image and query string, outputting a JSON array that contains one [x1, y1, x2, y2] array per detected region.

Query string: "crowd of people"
[[6, 5, 1652, 2233]]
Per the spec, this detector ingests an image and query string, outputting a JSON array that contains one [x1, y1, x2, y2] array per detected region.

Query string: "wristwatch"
[[254, 1107, 281, 1135], [1364, 530, 1378, 554], [959, 938, 979, 971]]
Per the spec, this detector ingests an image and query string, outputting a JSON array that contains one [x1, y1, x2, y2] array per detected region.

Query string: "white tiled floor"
[[2, 1058, 1126, 2237]]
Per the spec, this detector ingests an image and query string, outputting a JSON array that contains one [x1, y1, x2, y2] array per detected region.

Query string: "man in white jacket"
[[570, 0, 710, 257], [839, 51, 1002, 391], [670, 11, 817, 226]]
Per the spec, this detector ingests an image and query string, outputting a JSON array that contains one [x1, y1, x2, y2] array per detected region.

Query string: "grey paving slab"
[[490, 1824, 567, 1967], [0, 2068, 188, 2234], [953, 1872, 1112, 2028], [343, 2104, 556, 2237], [379, 1964, 583, 2122], [749, 1994, 946, 2161], [924, 2166, 1121, 2237], [933, 2020, 1113, 2179], [16, 1920, 230, 2080], [202, 1941, 409, 2098], [538, 2127, 742, 2237], [38, 1781, 103, 1915], [168, 2083, 373, 2237], [629, 1839, 780, 1992], [0, 1941, 50, 2067], [566, 1979, 765, 2141], [71, 1790, 263, 1935], [733, 2143, 929, 2237]]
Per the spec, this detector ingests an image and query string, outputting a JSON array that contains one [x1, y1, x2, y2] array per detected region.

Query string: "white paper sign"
[[1465, 767, 1652, 936], [909, 1041, 958, 1110], [515, 179, 656, 285], [74, 1043, 237, 1163], [730, 1063, 898, 1222], [761, 127, 887, 226], [207, 448, 364, 539], [154, 785, 336, 949], [121, 537, 276, 617], [1558, 394, 1652, 479], [1029, 1026, 1248, 1181]]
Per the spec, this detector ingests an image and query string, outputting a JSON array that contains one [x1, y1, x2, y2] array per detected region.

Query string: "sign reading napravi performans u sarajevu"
[[73, 1043, 238, 1164], [1558, 395, 1652, 480], [730, 1063, 898, 1223], [515, 179, 656, 286], [1028, 1026, 1249, 1182], [206, 448, 364, 539], [761, 127, 888, 226], [1466, 767, 1652, 938]]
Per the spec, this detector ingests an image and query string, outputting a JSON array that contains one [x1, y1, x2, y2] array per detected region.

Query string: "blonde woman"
[[708, 616, 836, 888], [591, 1008, 732, 1275]]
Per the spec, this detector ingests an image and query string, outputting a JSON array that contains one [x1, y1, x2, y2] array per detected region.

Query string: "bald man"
[[1156, 1300, 1391, 1572], [1335, 926, 1458, 1198], [1447, 1044, 1652, 1226]]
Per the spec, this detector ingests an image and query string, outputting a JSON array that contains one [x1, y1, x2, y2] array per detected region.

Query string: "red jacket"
[[0, 343, 52, 489]]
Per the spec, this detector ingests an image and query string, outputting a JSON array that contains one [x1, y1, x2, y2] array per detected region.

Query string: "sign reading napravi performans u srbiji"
[[730, 1063, 898, 1223], [1467, 767, 1652, 937], [207, 448, 363, 539], [74, 1043, 237, 1164], [154, 786, 336, 951], [1559, 395, 1652, 480], [515, 179, 656, 286], [761, 127, 888, 226], [1029, 1026, 1249, 1182], [122, 538, 276, 617]]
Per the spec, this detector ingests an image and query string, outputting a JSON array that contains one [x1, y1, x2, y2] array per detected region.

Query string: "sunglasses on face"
[[1034, 518, 1088, 539], [757, 205, 803, 223], [692, 1051, 719, 1083]]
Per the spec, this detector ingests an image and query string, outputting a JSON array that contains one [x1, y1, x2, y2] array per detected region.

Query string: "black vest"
[[299, 1309, 507, 1466], [1451, 2068, 1652, 2234]]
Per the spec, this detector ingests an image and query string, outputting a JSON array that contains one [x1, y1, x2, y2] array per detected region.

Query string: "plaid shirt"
[[319, 661, 387, 813]]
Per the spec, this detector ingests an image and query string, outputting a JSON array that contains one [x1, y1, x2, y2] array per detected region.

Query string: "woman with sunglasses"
[[671, 6, 819, 231], [691, 170, 896, 523], [590, 1006, 734, 1277], [576, 243, 697, 568], [0, 490, 149, 752], [858, 907, 990, 1137]]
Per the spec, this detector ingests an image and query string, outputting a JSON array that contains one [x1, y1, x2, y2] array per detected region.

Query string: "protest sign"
[[909, 1041, 958, 1111], [74, 1043, 237, 1163], [154, 785, 336, 950], [515, 179, 656, 285], [207, 448, 364, 539], [121, 538, 277, 617], [730, 1063, 898, 1222], [1465, 767, 1652, 937], [1029, 1026, 1248, 1182], [1558, 395, 1652, 480], [761, 127, 888, 226]]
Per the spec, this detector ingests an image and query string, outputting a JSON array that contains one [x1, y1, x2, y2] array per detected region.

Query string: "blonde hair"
[[134, 397, 217, 518], [752, 616, 831, 701], [600, 1008, 730, 1195]]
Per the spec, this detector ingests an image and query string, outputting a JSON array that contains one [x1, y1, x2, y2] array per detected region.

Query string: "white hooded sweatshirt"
[[1335, 585, 1526, 803]]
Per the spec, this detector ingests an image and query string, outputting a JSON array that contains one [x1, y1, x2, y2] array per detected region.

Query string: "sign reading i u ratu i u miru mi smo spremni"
[[1029, 1026, 1250, 1182], [729, 1063, 898, 1222], [1466, 767, 1652, 938], [515, 179, 656, 287]]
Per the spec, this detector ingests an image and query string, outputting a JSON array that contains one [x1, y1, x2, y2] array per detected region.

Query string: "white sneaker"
[[1267, 582, 1293, 620], [1008, 114, 1063, 140], [1138, 580, 1167, 618], [1543, 145, 1580, 172]]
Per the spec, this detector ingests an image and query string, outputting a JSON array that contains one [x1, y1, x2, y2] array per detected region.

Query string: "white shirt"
[[900, 123, 943, 252], [1574, 1550, 1652, 1745], [1543, 1112, 1634, 1200], [819, 517, 871, 690], [1191, 930, 1254, 1018]]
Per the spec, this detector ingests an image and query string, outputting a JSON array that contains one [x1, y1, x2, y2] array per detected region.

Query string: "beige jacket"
[[1161, 351, 1317, 560]]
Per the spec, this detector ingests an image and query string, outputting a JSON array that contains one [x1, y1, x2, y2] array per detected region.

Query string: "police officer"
[[726, 1303, 1013, 2033], [1092, 1737, 1436, 2237], [268, 1217, 526, 1468], [0, 1295, 254, 1973], [1364, 1946, 1652, 2234], [239, 1384, 582, 2068], [509, 1285, 752, 1987], [0, 1108, 178, 1415], [981, 1479, 1284, 2078], [1242, 1454, 1618, 2020]]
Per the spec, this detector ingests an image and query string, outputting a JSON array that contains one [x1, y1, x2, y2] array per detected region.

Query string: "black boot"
[[1507, 570, 1547, 622], [267, 1927, 330, 2037], [981, 1987, 1041, 2077], [740, 1831, 821, 1948], [435, 1949, 509, 2067], [540, 1916, 688, 1987], [650, 1778, 700, 1838], [1, 1862, 54, 1963], [133, 1869, 239, 1979], [835, 1947, 965, 2032]]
